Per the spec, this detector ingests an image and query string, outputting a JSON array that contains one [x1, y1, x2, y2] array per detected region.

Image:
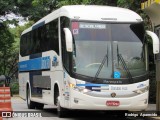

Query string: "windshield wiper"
[[117, 53, 133, 83], [93, 48, 108, 82], [116, 44, 133, 83]]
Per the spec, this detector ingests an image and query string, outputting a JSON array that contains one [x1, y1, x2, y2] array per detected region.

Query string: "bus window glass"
[[61, 17, 70, 72], [112, 23, 147, 78], [20, 19, 59, 56], [72, 22, 112, 79], [72, 22, 147, 80]]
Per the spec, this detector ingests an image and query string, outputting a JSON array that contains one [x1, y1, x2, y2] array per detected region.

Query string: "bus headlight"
[[74, 86, 91, 93], [69, 83, 91, 93], [133, 86, 149, 94]]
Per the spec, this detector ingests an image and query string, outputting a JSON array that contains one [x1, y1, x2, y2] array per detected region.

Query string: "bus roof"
[[22, 5, 143, 35]]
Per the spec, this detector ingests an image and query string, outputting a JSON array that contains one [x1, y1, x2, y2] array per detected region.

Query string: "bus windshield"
[[72, 22, 147, 80]]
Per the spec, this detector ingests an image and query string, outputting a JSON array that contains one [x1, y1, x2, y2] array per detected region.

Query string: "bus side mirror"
[[146, 30, 159, 54], [63, 28, 73, 52]]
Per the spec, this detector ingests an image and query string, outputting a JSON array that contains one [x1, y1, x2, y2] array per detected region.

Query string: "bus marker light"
[[106, 101, 120, 106], [69, 83, 75, 88]]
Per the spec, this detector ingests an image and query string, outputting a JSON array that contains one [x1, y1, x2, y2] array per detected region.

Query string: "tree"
[[0, 23, 14, 76], [15, 0, 118, 22], [16, 0, 55, 21], [0, 0, 17, 15], [0, 20, 34, 78], [8, 21, 34, 78], [56, 0, 117, 7]]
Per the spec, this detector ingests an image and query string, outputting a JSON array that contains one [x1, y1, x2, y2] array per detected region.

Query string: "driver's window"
[[60, 17, 70, 72]]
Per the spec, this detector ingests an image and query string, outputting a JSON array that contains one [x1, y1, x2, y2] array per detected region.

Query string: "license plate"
[[106, 101, 120, 106]]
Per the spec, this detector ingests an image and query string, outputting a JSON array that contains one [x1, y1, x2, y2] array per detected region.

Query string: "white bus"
[[19, 5, 159, 117]]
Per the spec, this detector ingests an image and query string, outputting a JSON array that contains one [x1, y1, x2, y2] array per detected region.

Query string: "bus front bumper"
[[70, 90, 148, 111]]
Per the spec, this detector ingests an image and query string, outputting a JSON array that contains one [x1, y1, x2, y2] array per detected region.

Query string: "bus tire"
[[27, 86, 36, 109], [54, 87, 67, 118], [57, 99, 66, 118]]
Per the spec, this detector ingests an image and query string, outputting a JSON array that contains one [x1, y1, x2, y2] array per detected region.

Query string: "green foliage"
[[0, 0, 16, 15], [16, 0, 53, 21], [8, 21, 34, 77], [0, 27, 13, 51], [10, 81, 19, 95], [0, 21, 33, 78], [10, 21, 34, 38], [0, 23, 14, 75], [57, 0, 91, 7], [117, 0, 133, 8], [56, 0, 117, 8], [117, 0, 142, 13], [15, 0, 118, 22]]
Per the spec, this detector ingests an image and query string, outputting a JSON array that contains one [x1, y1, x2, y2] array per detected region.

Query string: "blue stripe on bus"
[[29, 53, 43, 97], [76, 84, 109, 87], [19, 56, 50, 71]]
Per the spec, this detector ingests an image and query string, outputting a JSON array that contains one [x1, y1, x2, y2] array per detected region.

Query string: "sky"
[[0, 13, 28, 28]]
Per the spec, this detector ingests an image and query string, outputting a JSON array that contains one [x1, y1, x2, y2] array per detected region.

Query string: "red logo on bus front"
[[106, 101, 120, 106]]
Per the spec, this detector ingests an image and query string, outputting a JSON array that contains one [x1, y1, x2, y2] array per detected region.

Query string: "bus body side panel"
[[50, 71, 64, 106], [40, 71, 53, 104], [19, 72, 29, 100], [19, 55, 30, 100], [61, 71, 73, 108], [28, 70, 53, 105], [26, 50, 65, 105]]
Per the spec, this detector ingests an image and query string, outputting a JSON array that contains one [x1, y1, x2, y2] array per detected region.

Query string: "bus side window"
[[32, 30, 36, 54], [45, 24, 50, 52], [49, 19, 59, 55], [20, 35, 25, 56], [24, 34, 27, 55], [40, 25, 47, 51], [26, 32, 30, 55], [30, 31, 33, 54]]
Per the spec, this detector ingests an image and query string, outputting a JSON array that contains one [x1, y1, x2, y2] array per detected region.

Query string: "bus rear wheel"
[[27, 86, 36, 109]]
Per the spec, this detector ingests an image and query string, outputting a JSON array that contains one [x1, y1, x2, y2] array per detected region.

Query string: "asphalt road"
[[2, 96, 158, 120]]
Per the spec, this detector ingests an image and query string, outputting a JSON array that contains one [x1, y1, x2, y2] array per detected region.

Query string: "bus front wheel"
[[55, 88, 67, 118], [57, 99, 66, 118]]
